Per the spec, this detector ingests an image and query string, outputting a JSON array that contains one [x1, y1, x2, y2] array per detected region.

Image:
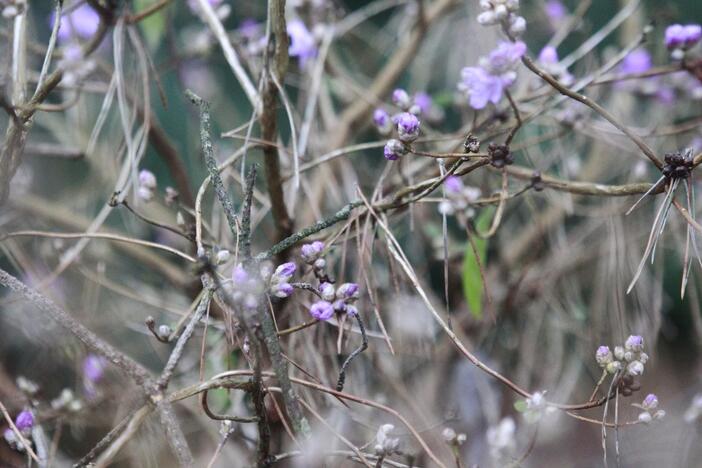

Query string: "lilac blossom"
[[459, 67, 504, 109], [444, 176, 463, 195], [413, 92, 432, 114], [237, 18, 261, 40], [14, 411, 33, 432], [288, 19, 317, 67], [544, 0, 567, 25], [459, 41, 526, 109], [83, 354, 106, 384], [52, 4, 100, 42], [665, 24, 702, 50], [620, 49, 652, 75], [309, 301, 334, 320]]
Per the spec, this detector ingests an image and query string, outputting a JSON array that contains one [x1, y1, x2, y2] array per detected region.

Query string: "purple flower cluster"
[[301, 240, 326, 270], [459, 41, 526, 109], [665, 24, 702, 51]]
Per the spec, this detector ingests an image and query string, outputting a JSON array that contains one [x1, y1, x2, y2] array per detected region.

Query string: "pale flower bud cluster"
[[632, 393, 665, 424], [595, 335, 648, 377], [374, 424, 400, 456], [137, 169, 157, 202], [301, 241, 326, 271], [442, 427, 467, 446], [486, 417, 516, 462], [477, 0, 526, 37]]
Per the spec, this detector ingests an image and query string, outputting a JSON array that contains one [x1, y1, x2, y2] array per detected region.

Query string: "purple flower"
[[683, 25, 702, 47], [483, 41, 527, 76], [309, 301, 334, 320], [392, 88, 411, 109], [272, 282, 293, 298], [656, 87, 676, 105], [384, 139, 407, 161], [395, 113, 420, 142], [444, 176, 464, 195], [301, 241, 324, 262], [273, 262, 296, 281], [620, 49, 652, 75], [459, 67, 504, 109], [643, 393, 659, 410], [14, 411, 33, 432], [52, 4, 100, 42], [595, 346, 613, 366], [83, 354, 106, 384], [413, 92, 432, 114], [138, 169, 156, 189], [374, 108, 390, 127], [373, 108, 392, 134], [666, 24, 702, 50], [238, 19, 261, 40], [538, 46, 558, 65], [625, 335, 644, 351], [288, 19, 317, 67], [336, 283, 359, 300], [544, 0, 567, 24]]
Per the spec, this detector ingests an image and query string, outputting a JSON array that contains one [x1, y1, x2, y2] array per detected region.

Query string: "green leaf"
[[134, 0, 166, 49], [514, 399, 527, 413], [461, 208, 493, 319]]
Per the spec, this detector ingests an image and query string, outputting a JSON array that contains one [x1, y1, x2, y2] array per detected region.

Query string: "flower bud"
[[309, 301, 334, 320], [626, 360, 644, 376], [15, 411, 33, 432], [319, 282, 335, 301], [384, 139, 408, 161], [272, 282, 293, 298], [139, 169, 157, 190], [395, 113, 420, 143], [301, 241, 324, 262], [625, 335, 644, 352], [642, 393, 658, 410], [273, 262, 296, 282], [336, 282, 359, 300], [595, 346, 612, 367], [373, 108, 392, 134], [392, 88, 411, 109]]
